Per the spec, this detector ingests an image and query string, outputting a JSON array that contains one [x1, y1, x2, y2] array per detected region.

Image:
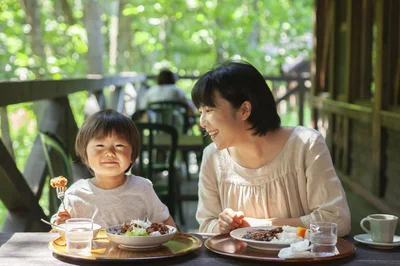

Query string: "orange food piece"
[[297, 227, 307, 238], [50, 176, 68, 188]]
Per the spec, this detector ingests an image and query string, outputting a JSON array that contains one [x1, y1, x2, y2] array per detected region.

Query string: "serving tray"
[[205, 233, 355, 262], [48, 230, 202, 261]]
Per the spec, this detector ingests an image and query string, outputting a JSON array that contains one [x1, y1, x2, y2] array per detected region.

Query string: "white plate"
[[230, 226, 293, 251], [106, 224, 177, 250], [353, 234, 400, 249]]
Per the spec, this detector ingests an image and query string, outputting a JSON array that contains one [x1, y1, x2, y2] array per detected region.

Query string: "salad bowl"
[[106, 224, 177, 250]]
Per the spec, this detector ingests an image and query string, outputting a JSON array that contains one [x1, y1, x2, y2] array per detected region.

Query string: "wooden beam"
[[381, 110, 400, 132], [312, 96, 400, 132], [0, 74, 146, 107], [311, 96, 372, 122], [0, 140, 48, 232]]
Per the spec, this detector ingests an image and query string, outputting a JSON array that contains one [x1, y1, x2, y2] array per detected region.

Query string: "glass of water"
[[65, 218, 94, 256], [310, 221, 338, 257]]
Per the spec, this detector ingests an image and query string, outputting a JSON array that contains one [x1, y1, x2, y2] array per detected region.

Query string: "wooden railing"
[[0, 73, 308, 232], [310, 94, 400, 218]]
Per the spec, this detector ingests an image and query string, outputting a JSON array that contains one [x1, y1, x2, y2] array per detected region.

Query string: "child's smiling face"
[[86, 131, 133, 179]]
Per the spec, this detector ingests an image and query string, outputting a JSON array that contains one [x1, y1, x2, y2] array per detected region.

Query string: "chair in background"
[[131, 109, 148, 122], [147, 100, 196, 181], [132, 122, 185, 224], [147, 100, 192, 134], [38, 131, 73, 216]]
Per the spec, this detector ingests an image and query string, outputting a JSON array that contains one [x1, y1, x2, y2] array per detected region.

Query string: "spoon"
[[40, 218, 64, 230], [91, 208, 98, 220]]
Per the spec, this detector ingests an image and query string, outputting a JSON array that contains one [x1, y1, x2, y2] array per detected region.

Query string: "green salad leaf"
[[125, 227, 148, 236]]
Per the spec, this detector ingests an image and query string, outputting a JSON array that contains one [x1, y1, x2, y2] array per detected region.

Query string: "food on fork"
[[50, 176, 68, 188]]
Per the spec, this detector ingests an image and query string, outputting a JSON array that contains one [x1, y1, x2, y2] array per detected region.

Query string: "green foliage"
[[1, 0, 312, 79], [68, 91, 88, 127], [0, 201, 5, 230]]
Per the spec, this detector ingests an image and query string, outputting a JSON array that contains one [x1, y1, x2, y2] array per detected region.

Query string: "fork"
[[56, 186, 66, 210]]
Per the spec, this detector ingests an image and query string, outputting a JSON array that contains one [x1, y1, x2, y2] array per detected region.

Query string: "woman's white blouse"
[[196, 126, 351, 236]]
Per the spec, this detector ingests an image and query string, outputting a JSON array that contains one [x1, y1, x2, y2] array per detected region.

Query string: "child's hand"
[[218, 208, 245, 234], [55, 209, 71, 225]]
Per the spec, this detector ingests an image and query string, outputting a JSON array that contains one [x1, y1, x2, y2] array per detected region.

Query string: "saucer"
[[353, 234, 400, 249]]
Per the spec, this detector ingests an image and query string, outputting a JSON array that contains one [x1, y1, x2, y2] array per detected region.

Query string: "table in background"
[[143, 134, 205, 151], [0, 232, 399, 266]]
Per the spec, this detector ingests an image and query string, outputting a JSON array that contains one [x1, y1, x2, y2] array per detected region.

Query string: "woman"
[[192, 61, 351, 237]]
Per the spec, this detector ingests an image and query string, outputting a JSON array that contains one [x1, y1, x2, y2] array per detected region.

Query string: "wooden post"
[[310, 0, 321, 130], [372, 0, 384, 197], [360, 0, 373, 100], [327, 0, 337, 160]]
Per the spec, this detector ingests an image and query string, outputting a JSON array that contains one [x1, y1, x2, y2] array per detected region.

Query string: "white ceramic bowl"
[[56, 223, 102, 240], [106, 224, 177, 250]]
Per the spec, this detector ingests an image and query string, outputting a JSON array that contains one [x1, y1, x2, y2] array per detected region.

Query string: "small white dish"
[[106, 224, 177, 250], [353, 234, 400, 249], [230, 226, 292, 251]]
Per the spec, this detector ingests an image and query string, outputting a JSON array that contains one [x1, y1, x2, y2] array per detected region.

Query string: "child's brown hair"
[[75, 109, 141, 173]]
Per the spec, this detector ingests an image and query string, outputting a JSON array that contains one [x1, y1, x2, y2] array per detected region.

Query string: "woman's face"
[[86, 132, 133, 179], [199, 92, 249, 150]]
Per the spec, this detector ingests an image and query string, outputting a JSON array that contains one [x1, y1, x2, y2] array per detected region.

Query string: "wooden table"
[[1, 232, 399, 266]]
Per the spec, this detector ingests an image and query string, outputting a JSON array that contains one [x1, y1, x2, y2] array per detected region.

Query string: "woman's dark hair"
[[157, 69, 176, 85], [75, 109, 141, 174], [191, 60, 280, 136]]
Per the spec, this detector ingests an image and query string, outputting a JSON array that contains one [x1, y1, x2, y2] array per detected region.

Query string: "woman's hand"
[[217, 208, 245, 234], [55, 209, 71, 225]]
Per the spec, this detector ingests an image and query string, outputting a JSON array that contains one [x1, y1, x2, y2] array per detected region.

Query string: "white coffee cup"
[[360, 214, 398, 243]]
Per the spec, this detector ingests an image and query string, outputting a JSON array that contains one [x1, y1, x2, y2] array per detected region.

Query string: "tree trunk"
[[59, 0, 76, 25], [83, 0, 104, 75], [117, 0, 134, 72], [19, 0, 45, 77], [249, 0, 260, 48], [83, 0, 105, 116], [215, 0, 224, 64], [108, 0, 119, 74]]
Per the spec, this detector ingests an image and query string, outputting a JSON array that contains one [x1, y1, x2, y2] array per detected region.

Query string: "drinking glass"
[[65, 218, 94, 256], [310, 221, 338, 257]]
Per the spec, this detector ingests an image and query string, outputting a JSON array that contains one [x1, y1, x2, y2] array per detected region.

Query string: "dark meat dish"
[[242, 227, 283, 241], [146, 222, 169, 235], [121, 221, 169, 235]]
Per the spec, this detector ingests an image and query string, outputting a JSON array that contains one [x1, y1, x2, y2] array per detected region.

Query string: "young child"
[[51, 109, 176, 229]]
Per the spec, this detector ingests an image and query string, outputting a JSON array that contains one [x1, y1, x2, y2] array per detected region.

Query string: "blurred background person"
[[146, 69, 196, 116]]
